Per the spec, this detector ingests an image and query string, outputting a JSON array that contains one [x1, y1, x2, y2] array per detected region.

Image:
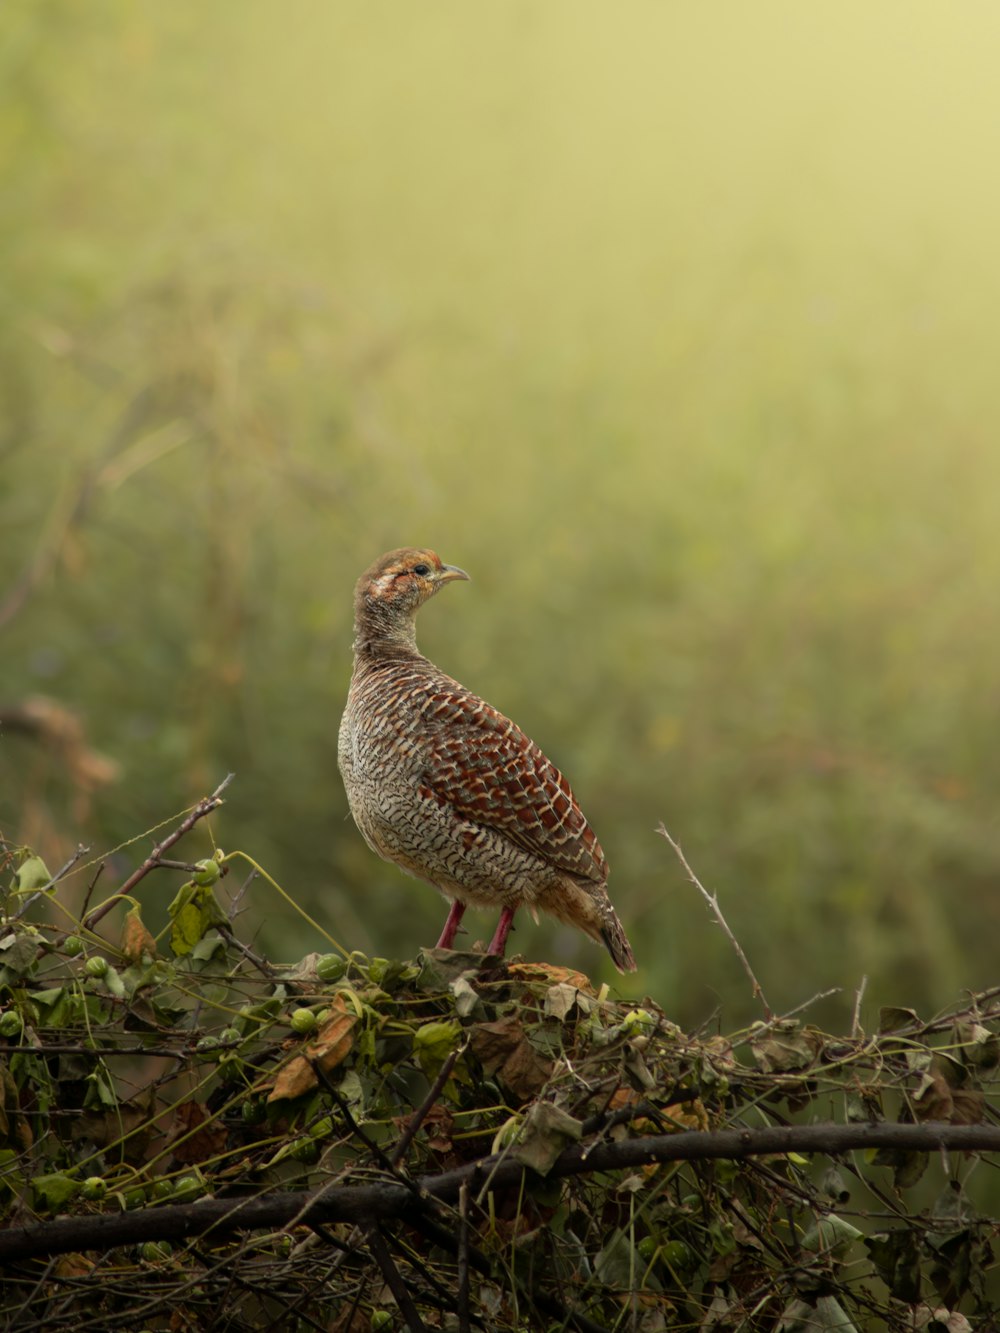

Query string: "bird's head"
[[353, 547, 470, 654]]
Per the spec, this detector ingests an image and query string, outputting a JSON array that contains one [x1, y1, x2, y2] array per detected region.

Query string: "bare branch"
[[852, 974, 868, 1040], [367, 1226, 428, 1333], [82, 774, 234, 932], [4, 1119, 999, 1264], [657, 823, 772, 1018]]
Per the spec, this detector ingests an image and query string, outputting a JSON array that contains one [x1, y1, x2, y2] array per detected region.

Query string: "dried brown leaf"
[[54, 1253, 94, 1279], [171, 1100, 227, 1164], [750, 1022, 822, 1073], [469, 1016, 553, 1101], [506, 962, 594, 991], [121, 904, 157, 964], [268, 995, 358, 1103]]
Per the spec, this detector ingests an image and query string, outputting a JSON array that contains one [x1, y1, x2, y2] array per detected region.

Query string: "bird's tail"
[[600, 909, 637, 974]]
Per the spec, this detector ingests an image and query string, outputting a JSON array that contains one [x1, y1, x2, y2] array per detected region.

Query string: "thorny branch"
[[82, 774, 234, 932], [657, 822, 773, 1018]]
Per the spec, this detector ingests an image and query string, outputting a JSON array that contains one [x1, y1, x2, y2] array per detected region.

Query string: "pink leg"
[[487, 906, 516, 957], [436, 900, 466, 949]]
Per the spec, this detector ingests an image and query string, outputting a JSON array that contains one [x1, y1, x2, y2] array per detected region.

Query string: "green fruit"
[[290, 1138, 319, 1164], [242, 1099, 266, 1125], [141, 1241, 172, 1261], [622, 1008, 656, 1036], [173, 1174, 204, 1201], [637, 1236, 658, 1262], [290, 1008, 318, 1035], [85, 956, 109, 978], [192, 858, 221, 887], [63, 935, 85, 957], [370, 1312, 392, 1330], [81, 1176, 107, 1200], [149, 1178, 174, 1201], [218, 1027, 241, 1045], [316, 953, 346, 982], [0, 1011, 23, 1038], [196, 1035, 220, 1053], [309, 1115, 334, 1140], [661, 1240, 692, 1270]]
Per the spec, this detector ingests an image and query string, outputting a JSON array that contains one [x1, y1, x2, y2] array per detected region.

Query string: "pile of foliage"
[[1, 795, 1000, 1331]]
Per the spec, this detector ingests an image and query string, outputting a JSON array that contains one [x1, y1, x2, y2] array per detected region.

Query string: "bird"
[[337, 547, 636, 973]]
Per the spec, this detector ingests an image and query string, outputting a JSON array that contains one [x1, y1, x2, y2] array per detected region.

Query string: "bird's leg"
[[487, 906, 516, 957], [436, 899, 467, 949]]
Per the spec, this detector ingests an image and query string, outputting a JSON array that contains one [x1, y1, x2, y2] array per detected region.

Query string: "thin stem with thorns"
[[657, 822, 772, 1019]]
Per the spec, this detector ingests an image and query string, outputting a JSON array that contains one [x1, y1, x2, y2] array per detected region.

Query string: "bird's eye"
[[412, 563, 431, 577]]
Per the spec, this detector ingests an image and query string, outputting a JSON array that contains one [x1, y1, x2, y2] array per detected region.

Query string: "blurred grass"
[[3, 2, 1000, 1026]]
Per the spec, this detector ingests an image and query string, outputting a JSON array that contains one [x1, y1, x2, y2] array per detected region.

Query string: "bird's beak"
[[437, 563, 470, 584]]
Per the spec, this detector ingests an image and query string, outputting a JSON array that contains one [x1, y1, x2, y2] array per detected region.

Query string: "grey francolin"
[[337, 547, 636, 973]]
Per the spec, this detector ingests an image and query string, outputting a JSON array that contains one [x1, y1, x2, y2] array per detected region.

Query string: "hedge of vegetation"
[[2, 792, 1000, 1331]]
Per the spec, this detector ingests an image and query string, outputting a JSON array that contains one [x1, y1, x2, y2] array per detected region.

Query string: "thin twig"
[[657, 823, 772, 1019], [390, 1042, 466, 1168], [218, 924, 281, 982], [780, 987, 841, 1023], [457, 1181, 471, 1333], [852, 975, 868, 1040], [83, 775, 233, 932], [748, 987, 842, 1036], [226, 868, 258, 919], [366, 1225, 428, 1332], [78, 860, 106, 922]]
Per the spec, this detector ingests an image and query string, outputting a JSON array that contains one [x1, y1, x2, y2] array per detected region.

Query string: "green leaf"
[[30, 986, 70, 1026], [413, 1019, 462, 1077], [31, 1172, 81, 1212], [168, 882, 228, 957], [800, 1214, 863, 1257], [14, 856, 52, 894], [0, 930, 41, 977], [191, 930, 227, 962], [84, 1070, 117, 1109]]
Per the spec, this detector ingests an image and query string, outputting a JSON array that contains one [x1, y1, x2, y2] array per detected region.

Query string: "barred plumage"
[[337, 547, 636, 973]]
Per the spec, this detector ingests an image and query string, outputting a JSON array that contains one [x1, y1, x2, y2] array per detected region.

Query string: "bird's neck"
[[353, 609, 423, 663]]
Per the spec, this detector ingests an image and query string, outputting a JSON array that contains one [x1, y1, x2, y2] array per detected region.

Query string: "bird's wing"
[[415, 681, 608, 886]]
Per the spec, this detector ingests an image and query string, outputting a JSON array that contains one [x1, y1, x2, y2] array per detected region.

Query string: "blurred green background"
[[3, 2, 1000, 1028]]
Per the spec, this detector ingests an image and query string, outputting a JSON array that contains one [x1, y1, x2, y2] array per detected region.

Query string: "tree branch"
[[82, 775, 233, 932], [3, 1119, 998, 1264]]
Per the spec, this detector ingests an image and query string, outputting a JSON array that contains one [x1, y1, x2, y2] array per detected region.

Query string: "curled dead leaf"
[[268, 995, 358, 1103], [469, 1017, 553, 1102], [506, 962, 594, 992], [122, 905, 157, 964]]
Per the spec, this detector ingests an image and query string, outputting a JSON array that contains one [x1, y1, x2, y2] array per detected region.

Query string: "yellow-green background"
[[4, 2, 1000, 1026]]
